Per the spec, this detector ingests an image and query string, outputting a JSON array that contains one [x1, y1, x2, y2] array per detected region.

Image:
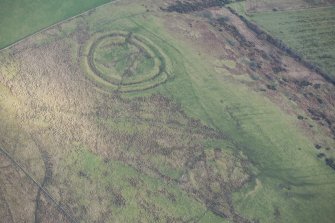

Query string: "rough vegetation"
[[229, 1, 335, 81], [163, 0, 239, 13], [0, 0, 335, 222]]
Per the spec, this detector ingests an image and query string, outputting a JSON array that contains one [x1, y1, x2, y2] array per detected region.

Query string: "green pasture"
[[57, 147, 225, 222], [1, 0, 335, 222], [229, 2, 335, 80], [105, 4, 335, 221], [0, 0, 111, 49]]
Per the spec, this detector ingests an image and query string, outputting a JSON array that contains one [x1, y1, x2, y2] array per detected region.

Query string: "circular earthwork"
[[84, 31, 172, 93]]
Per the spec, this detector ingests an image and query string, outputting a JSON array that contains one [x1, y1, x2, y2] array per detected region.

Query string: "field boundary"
[[246, 5, 335, 14], [0, 0, 120, 52], [0, 146, 78, 223], [227, 6, 335, 85]]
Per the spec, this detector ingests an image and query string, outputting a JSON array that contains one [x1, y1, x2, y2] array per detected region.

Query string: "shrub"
[[249, 60, 261, 71], [297, 115, 304, 120], [272, 66, 286, 74], [317, 153, 325, 158], [313, 83, 321, 89], [163, 0, 234, 14], [325, 158, 335, 170], [266, 84, 277, 91]]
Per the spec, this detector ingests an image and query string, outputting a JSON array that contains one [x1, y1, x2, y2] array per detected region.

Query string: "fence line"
[[0, 146, 78, 223], [0, 0, 120, 52]]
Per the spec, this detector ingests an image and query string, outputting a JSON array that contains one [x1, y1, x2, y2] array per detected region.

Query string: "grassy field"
[[0, 0, 335, 222], [229, 2, 335, 80], [0, 0, 111, 49], [251, 6, 335, 80], [245, 0, 335, 12], [158, 31, 335, 223]]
